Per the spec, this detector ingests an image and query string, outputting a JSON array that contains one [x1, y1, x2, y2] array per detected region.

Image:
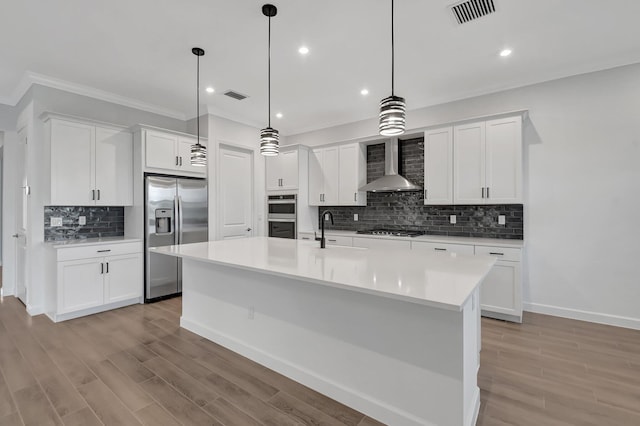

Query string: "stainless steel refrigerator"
[[145, 175, 208, 301]]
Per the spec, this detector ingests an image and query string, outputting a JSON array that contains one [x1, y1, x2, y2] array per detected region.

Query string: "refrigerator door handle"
[[174, 195, 179, 246], [177, 195, 184, 245]]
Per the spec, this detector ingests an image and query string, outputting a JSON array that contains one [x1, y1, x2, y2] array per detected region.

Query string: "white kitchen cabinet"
[[49, 241, 142, 322], [325, 235, 353, 247], [453, 116, 522, 204], [46, 116, 133, 206], [266, 148, 300, 191], [423, 127, 453, 205], [352, 237, 411, 250], [309, 146, 339, 206], [411, 241, 475, 255], [298, 232, 315, 241], [143, 129, 206, 176], [475, 245, 523, 322], [338, 144, 367, 206]]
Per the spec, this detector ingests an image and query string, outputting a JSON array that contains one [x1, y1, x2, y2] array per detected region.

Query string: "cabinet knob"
[[246, 227, 252, 232]]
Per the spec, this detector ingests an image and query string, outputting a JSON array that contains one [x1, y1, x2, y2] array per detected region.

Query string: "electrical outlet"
[[78, 216, 86, 225], [354, 213, 358, 221], [450, 215, 457, 225], [50, 217, 63, 227], [498, 215, 506, 225], [248, 306, 255, 320]]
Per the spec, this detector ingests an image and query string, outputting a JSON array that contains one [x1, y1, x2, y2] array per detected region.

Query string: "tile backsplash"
[[44, 206, 124, 241], [319, 138, 524, 240]]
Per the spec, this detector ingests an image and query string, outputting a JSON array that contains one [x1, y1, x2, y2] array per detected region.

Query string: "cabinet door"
[[322, 147, 339, 205], [177, 137, 206, 174], [454, 122, 486, 204], [485, 117, 522, 203], [424, 127, 453, 205], [104, 253, 142, 304], [58, 258, 104, 314], [145, 131, 178, 170], [265, 154, 283, 191], [279, 149, 299, 190], [308, 149, 324, 206], [480, 261, 522, 319], [95, 127, 133, 206], [338, 144, 366, 206], [50, 119, 95, 205]]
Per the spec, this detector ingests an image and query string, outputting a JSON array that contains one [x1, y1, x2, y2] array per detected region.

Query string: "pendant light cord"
[[196, 53, 200, 146], [391, 0, 395, 96], [268, 15, 272, 128]]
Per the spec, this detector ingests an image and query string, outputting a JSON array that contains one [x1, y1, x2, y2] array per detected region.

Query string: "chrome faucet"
[[316, 210, 334, 249]]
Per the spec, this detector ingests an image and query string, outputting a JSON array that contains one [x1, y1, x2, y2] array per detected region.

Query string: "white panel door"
[[104, 253, 142, 303], [308, 148, 323, 206], [454, 122, 486, 204], [58, 258, 104, 314], [219, 145, 254, 239], [322, 147, 339, 205], [95, 127, 133, 206], [485, 116, 522, 203], [278, 149, 299, 190], [15, 128, 29, 304], [145, 131, 177, 170], [50, 119, 95, 205], [338, 144, 366, 206], [424, 127, 453, 205]]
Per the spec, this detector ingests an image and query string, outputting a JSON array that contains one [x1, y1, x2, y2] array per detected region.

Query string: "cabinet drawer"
[[57, 242, 142, 262], [298, 232, 315, 241], [475, 245, 521, 262], [325, 236, 353, 247], [352, 237, 411, 250], [411, 241, 474, 255]]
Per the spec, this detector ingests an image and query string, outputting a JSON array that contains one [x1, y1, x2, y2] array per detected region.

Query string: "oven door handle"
[[268, 200, 296, 204], [268, 218, 297, 223]]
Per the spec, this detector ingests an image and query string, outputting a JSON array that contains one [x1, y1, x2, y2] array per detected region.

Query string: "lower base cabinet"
[[50, 241, 142, 322], [474, 246, 523, 322]]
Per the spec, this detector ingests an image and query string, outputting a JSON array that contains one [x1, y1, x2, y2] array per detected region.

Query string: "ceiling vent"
[[450, 0, 496, 25], [223, 90, 248, 101]]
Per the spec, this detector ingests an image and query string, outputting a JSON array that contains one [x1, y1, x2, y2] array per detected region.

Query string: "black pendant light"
[[191, 47, 207, 166], [379, 0, 406, 136], [260, 4, 279, 156]]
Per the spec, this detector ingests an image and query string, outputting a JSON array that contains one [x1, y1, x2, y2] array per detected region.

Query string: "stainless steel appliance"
[[268, 194, 296, 239], [145, 175, 208, 301], [356, 228, 424, 237]]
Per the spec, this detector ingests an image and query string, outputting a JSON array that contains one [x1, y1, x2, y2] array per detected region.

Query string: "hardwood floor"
[[0, 295, 638, 426]]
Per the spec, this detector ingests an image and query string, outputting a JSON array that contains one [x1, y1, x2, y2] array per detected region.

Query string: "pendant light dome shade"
[[260, 4, 279, 156], [191, 47, 206, 166], [379, 0, 406, 136]]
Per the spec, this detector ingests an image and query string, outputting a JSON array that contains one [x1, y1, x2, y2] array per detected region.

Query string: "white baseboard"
[[524, 302, 640, 330], [27, 304, 44, 316]]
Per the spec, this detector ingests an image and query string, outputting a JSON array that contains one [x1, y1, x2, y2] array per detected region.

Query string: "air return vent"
[[450, 0, 496, 25], [223, 90, 248, 100]]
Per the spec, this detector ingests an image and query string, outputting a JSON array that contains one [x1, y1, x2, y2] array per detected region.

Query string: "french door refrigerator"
[[145, 175, 208, 301]]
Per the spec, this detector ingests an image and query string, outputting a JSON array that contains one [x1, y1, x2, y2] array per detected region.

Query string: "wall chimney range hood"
[[359, 138, 421, 192]]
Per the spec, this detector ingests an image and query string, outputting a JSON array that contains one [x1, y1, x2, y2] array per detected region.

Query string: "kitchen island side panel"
[[180, 258, 480, 426]]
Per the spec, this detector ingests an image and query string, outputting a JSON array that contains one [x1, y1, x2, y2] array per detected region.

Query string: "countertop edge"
[[47, 237, 142, 248]]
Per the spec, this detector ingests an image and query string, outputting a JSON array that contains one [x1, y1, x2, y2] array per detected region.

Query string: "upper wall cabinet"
[[143, 129, 206, 176], [45, 115, 133, 206], [453, 115, 522, 204], [309, 146, 339, 205], [309, 143, 366, 207], [338, 144, 367, 206], [423, 127, 454, 205], [266, 147, 300, 191]]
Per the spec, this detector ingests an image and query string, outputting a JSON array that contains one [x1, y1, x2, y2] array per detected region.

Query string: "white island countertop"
[[151, 236, 496, 311]]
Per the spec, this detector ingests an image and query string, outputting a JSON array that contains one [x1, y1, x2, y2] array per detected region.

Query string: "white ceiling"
[[2, 0, 640, 135]]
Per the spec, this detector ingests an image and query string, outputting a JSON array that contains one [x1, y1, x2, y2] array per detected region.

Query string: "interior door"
[[15, 128, 28, 304], [219, 144, 254, 240]]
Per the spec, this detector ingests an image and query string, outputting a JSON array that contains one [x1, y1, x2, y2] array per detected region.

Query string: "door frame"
[[216, 142, 255, 240], [15, 126, 29, 305]]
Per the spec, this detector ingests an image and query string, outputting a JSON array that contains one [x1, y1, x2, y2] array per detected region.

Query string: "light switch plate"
[[498, 215, 506, 225], [51, 217, 63, 227], [354, 214, 358, 221], [450, 215, 456, 225], [78, 216, 86, 225]]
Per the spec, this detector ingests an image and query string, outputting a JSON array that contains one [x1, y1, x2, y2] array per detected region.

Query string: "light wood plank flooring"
[[0, 295, 638, 426]]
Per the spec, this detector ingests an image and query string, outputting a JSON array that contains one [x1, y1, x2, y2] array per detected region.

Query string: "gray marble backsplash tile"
[[44, 206, 124, 241], [319, 139, 524, 240]]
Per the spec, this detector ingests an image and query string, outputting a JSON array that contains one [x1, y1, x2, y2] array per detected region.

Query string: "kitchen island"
[[151, 237, 496, 426]]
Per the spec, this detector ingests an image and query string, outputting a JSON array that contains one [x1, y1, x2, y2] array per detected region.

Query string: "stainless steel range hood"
[[359, 138, 421, 192]]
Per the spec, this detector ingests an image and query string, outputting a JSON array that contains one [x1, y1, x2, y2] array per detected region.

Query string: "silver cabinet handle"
[[481, 187, 485, 199], [354, 192, 357, 202], [328, 239, 337, 242], [92, 189, 95, 200], [486, 187, 490, 199], [106, 262, 109, 274], [434, 248, 447, 251], [424, 189, 427, 199], [97, 249, 111, 253], [12, 234, 19, 238], [97, 189, 100, 200], [246, 227, 252, 232], [176, 156, 179, 166], [100, 263, 104, 274], [180, 157, 183, 166], [489, 252, 504, 256]]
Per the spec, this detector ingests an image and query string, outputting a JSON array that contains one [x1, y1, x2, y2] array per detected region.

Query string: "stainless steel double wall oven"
[[267, 194, 297, 239]]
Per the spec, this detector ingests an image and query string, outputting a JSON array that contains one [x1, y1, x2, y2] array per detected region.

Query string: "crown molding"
[[5, 71, 186, 120]]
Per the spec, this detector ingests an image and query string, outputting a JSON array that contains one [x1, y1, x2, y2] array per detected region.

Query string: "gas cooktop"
[[356, 229, 424, 237]]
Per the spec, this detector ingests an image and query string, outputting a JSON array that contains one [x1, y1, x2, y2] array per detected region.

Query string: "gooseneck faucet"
[[316, 210, 334, 248]]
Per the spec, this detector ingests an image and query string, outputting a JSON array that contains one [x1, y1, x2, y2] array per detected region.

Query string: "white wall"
[[204, 115, 266, 240], [288, 63, 640, 329]]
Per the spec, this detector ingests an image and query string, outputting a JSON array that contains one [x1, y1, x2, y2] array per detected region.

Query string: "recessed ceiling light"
[[499, 49, 512, 57], [298, 46, 309, 55], [206, 87, 214, 93], [360, 89, 369, 96], [276, 112, 283, 119]]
